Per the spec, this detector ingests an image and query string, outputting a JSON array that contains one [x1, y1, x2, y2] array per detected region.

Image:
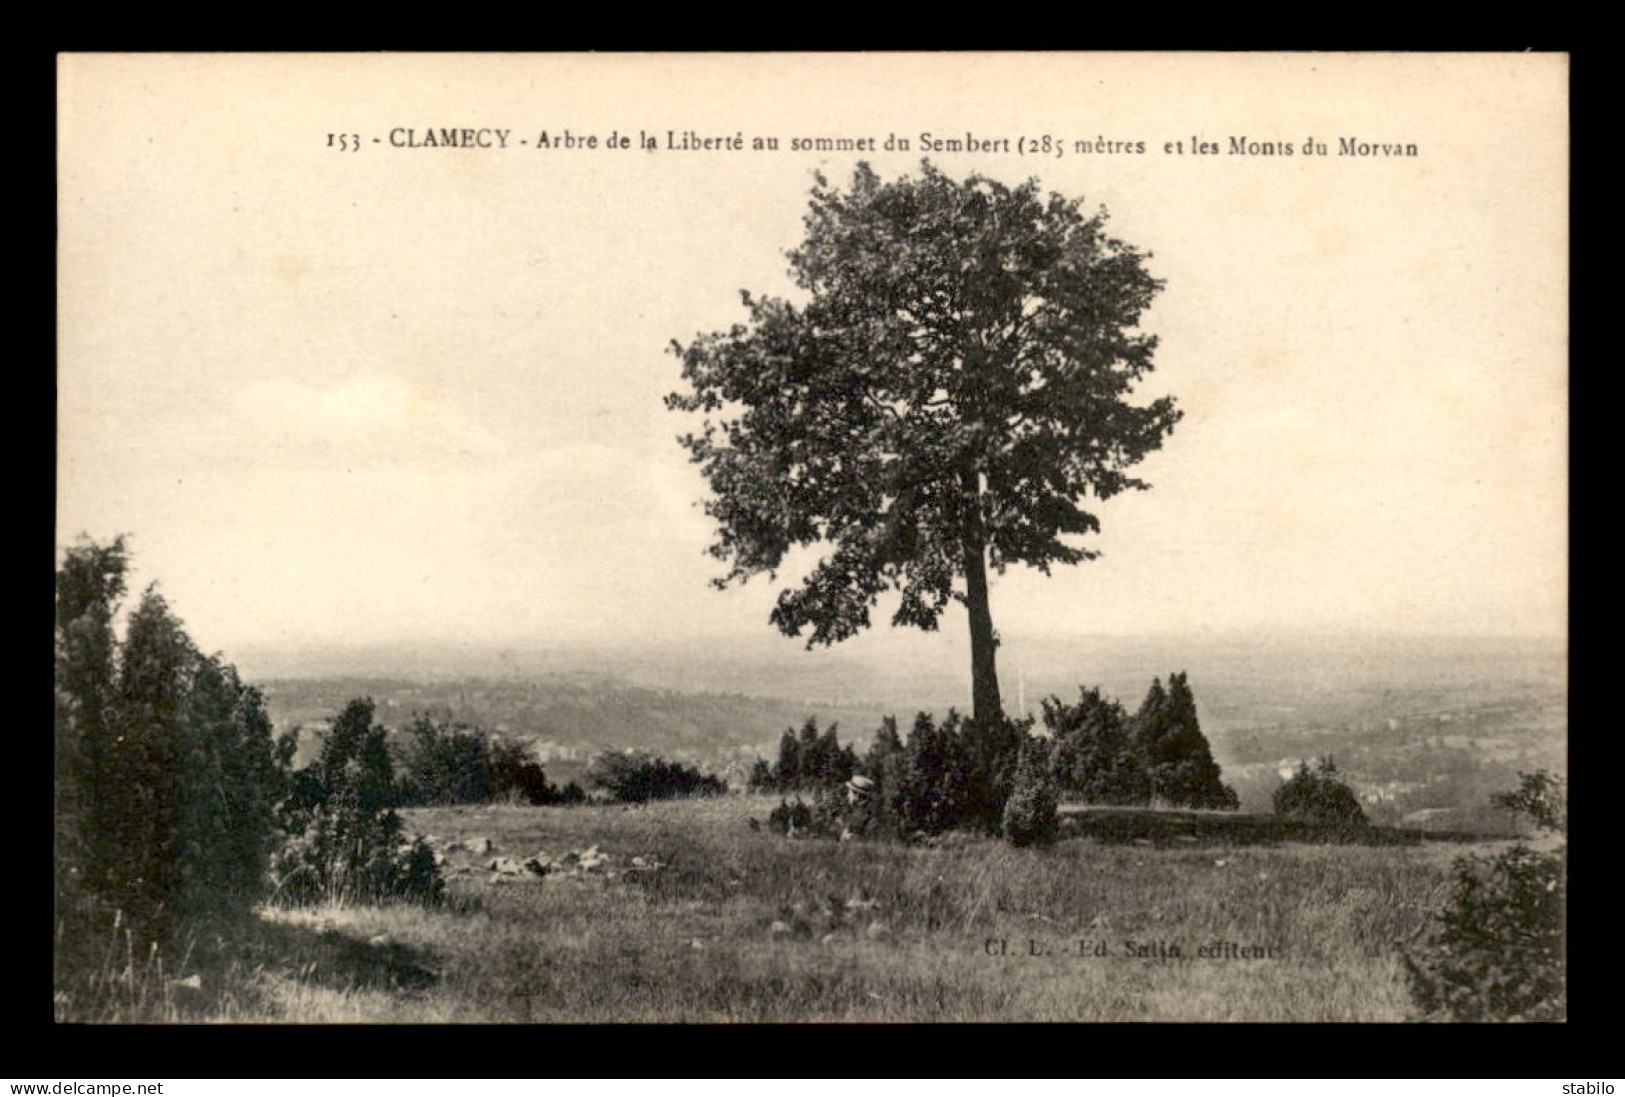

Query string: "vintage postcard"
[[55, 52, 1567, 1023]]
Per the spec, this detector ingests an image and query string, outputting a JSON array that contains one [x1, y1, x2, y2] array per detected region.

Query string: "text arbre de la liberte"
[[369, 128, 1420, 159]]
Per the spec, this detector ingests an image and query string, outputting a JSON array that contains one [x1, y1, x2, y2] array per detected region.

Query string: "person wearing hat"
[[843, 773, 877, 837]]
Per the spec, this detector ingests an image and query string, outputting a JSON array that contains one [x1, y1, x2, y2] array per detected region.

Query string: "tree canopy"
[[668, 161, 1179, 724]]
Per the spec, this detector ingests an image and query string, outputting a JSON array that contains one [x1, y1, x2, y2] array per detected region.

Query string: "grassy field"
[[62, 794, 1518, 1023]]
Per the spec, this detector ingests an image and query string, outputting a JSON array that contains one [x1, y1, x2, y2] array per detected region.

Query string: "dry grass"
[[56, 795, 1498, 1023]]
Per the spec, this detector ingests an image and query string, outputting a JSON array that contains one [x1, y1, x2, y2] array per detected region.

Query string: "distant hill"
[[249, 630, 1564, 829], [257, 672, 895, 786]]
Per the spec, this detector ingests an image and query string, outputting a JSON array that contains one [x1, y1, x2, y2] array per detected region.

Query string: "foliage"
[[397, 715, 495, 806], [55, 538, 283, 942], [767, 798, 814, 837], [1131, 673, 1239, 810], [668, 161, 1180, 726], [1273, 757, 1369, 828], [55, 536, 128, 923], [394, 716, 582, 807], [488, 736, 584, 805], [1492, 770, 1567, 836], [752, 716, 859, 792], [755, 710, 1030, 843], [271, 699, 444, 906], [1039, 675, 1237, 811], [587, 750, 727, 803], [883, 712, 972, 837], [1404, 770, 1566, 1022], [1002, 733, 1060, 848], [1043, 686, 1148, 805], [867, 711, 1028, 839]]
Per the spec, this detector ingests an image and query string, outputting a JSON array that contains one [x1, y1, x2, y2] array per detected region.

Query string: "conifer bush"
[[1044, 687, 1148, 805], [55, 539, 284, 939], [1132, 673, 1239, 810], [1002, 734, 1060, 848], [270, 699, 444, 906], [750, 717, 860, 792]]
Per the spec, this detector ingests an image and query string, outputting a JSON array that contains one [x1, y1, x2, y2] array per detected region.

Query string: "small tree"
[[889, 712, 969, 836], [755, 717, 859, 793], [865, 716, 904, 774], [1131, 673, 1238, 810], [397, 715, 494, 806], [1002, 733, 1059, 848], [1273, 757, 1368, 828], [54, 536, 129, 926], [272, 699, 443, 906], [175, 654, 283, 917], [959, 713, 1027, 833]]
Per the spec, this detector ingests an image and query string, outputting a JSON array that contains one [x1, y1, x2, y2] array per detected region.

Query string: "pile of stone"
[[767, 893, 889, 943], [414, 834, 492, 866], [413, 833, 670, 888]]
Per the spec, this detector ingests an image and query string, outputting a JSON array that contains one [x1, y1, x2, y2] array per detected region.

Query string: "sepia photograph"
[[55, 51, 1567, 1023]]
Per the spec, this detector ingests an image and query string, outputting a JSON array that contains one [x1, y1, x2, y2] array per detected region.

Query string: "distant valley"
[[251, 630, 1565, 830]]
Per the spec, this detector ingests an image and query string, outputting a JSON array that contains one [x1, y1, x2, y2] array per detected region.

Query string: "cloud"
[[231, 373, 501, 467]]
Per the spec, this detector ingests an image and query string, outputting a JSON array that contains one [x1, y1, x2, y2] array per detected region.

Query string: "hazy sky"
[[58, 54, 1567, 659]]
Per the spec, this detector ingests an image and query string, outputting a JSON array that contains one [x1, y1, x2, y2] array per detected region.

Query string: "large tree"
[[667, 161, 1180, 725]]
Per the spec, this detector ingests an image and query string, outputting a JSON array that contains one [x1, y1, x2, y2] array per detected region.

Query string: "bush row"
[[56, 540, 463, 972]]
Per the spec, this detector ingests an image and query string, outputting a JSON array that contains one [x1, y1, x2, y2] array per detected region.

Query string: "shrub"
[[1044, 687, 1148, 806], [1403, 844, 1565, 1021], [587, 750, 727, 802], [861, 710, 1029, 839], [767, 798, 814, 836], [1002, 734, 1060, 848], [1273, 757, 1368, 827], [271, 699, 445, 906], [1403, 770, 1566, 1022], [396, 725, 580, 807]]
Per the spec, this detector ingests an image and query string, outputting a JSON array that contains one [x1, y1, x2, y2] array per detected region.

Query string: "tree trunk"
[[960, 467, 1003, 727]]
